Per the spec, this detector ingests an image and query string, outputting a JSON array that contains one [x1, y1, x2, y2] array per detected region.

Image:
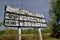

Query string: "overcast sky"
[[0, 0, 51, 22]]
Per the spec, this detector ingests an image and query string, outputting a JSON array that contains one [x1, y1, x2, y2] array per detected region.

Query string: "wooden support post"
[[39, 28, 43, 40], [19, 28, 21, 40]]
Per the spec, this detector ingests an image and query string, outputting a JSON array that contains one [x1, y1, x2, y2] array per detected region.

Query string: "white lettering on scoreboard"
[[5, 20, 19, 26], [4, 6, 47, 28]]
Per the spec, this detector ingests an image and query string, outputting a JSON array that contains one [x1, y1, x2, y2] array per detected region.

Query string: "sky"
[[0, 0, 51, 30], [0, 0, 51, 22]]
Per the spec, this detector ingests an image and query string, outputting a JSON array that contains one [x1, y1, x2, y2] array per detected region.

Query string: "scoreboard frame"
[[4, 6, 47, 28]]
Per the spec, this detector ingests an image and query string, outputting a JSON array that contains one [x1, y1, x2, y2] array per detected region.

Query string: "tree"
[[49, 0, 60, 38]]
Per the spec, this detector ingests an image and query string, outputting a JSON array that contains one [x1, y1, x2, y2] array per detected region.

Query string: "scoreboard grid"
[[4, 6, 47, 28]]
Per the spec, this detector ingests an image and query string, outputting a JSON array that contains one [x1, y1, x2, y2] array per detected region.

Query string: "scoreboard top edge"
[[4, 5, 45, 19]]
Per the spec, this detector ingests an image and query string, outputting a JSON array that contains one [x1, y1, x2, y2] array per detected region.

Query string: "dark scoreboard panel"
[[4, 6, 47, 28]]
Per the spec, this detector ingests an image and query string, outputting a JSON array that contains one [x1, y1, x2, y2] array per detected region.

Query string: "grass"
[[0, 29, 18, 40], [42, 29, 60, 40], [42, 33, 60, 40], [21, 29, 60, 40], [22, 34, 39, 40], [0, 29, 60, 40], [0, 34, 18, 40]]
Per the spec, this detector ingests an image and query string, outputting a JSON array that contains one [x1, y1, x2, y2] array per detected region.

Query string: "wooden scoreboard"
[[4, 6, 47, 28]]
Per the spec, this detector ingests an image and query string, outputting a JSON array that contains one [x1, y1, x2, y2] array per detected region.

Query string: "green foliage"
[[21, 28, 39, 34], [0, 30, 5, 34], [42, 29, 52, 33], [0, 29, 18, 34], [0, 29, 18, 40], [21, 28, 39, 40], [22, 34, 39, 40], [49, 0, 60, 38], [0, 22, 3, 26], [0, 34, 18, 40]]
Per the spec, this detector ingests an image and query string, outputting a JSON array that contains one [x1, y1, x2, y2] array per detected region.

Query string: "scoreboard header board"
[[4, 6, 47, 28]]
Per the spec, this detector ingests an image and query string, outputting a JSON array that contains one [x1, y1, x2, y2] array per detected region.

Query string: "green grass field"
[[21, 29, 60, 40], [0, 29, 60, 40], [22, 34, 39, 40], [0, 29, 18, 40], [42, 33, 60, 40]]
